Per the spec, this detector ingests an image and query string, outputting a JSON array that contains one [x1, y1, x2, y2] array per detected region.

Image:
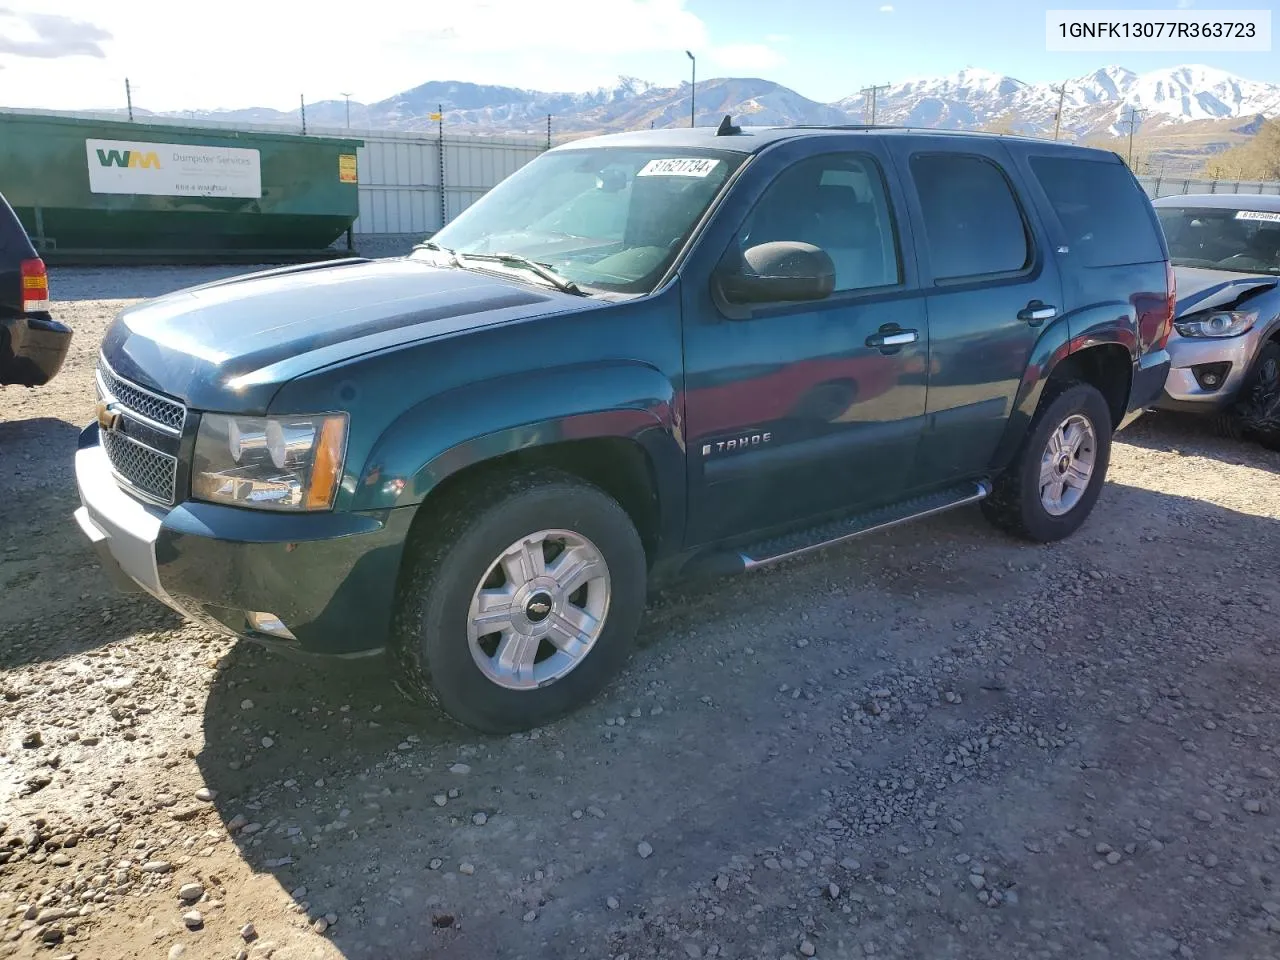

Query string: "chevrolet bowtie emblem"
[[96, 399, 124, 433], [527, 600, 551, 616]]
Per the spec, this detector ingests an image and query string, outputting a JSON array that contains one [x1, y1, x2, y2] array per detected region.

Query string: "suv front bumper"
[[72, 424, 413, 657], [1153, 326, 1266, 413]]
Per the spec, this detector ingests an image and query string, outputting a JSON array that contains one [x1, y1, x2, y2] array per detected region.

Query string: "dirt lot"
[[2, 266, 1280, 960]]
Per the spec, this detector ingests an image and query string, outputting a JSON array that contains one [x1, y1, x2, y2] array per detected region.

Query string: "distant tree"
[[1201, 119, 1280, 182]]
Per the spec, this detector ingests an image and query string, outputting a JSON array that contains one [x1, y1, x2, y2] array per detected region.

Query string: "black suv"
[[74, 123, 1173, 732], [0, 189, 71, 388]]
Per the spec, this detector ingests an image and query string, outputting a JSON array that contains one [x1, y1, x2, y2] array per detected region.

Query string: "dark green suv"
[[73, 123, 1174, 733]]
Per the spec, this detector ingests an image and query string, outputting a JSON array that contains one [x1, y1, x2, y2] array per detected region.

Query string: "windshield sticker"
[[1234, 210, 1280, 223], [637, 158, 721, 178]]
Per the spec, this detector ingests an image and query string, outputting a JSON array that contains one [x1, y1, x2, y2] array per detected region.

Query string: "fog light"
[[246, 611, 297, 641], [1192, 362, 1231, 391]]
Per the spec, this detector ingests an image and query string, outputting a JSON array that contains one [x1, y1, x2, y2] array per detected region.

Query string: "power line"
[[859, 84, 890, 125]]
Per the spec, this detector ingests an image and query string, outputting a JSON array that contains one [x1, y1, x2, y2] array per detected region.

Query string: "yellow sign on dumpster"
[[339, 154, 358, 183]]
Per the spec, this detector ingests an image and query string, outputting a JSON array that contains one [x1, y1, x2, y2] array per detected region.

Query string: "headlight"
[[1174, 310, 1257, 339], [192, 413, 348, 511]]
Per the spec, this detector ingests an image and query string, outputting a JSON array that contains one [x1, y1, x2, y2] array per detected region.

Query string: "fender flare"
[[350, 360, 686, 546], [989, 311, 1137, 473]]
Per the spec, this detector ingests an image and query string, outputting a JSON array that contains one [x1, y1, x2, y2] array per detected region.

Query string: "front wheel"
[[1232, 340, 1280, 452], [392, 468, 647, 734], [981, 381, 1113, 543]]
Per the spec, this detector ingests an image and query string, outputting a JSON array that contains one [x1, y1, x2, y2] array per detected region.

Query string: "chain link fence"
[[1138, 177, 1280, 199]]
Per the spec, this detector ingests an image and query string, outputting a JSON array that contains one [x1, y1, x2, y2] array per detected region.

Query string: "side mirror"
[[716, 241, 835, 305]]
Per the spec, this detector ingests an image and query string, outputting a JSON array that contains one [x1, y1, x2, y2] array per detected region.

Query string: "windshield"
[[1156, 206, 1280, 275], [420, 147, 746, 294]]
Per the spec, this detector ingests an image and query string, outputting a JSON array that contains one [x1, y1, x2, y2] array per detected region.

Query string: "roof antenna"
[[715, 114, 741, 136]]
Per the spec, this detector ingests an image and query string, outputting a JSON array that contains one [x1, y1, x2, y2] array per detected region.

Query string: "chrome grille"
[[95, 355, 186, 506], [96, 360, 186, 432], [101, 429, 178, 504]]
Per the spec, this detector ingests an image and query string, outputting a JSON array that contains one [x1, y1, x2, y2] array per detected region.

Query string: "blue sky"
[[1, 0, 1276, 112], [700, 0, 1280, 99]]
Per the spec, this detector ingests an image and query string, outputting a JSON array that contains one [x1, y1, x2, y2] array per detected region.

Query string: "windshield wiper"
[[412, 240, 459, 264], [456, 251, 584, 295]]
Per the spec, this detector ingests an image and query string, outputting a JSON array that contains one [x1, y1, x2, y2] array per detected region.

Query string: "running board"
[[684, 480, 992, 577]]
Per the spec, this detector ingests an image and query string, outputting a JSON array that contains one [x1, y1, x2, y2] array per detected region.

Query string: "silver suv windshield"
[[1156, 206, 1280, 275], [418, 146, 745, 295]]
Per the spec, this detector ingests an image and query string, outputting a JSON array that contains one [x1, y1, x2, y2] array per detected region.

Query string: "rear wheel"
[[392, 468, 647, 734], [981, 381, 1113, 543]]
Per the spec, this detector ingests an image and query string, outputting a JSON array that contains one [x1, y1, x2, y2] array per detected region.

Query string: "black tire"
[[391, 467, 647, 734], [1232, 340, 1280, 453], [981, 380, 1113, 543]]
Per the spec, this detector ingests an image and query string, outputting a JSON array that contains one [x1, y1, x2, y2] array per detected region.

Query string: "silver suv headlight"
[[1174, 310, 1257, 339], [192, 413, 348, 511]]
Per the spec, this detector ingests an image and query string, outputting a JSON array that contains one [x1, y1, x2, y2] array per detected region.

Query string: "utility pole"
[[686, 51, 696, 127], [1120, 106, 1147, 169], [1050, 84, 1067, 140], [125, 78, 133, 122], [860, 83, 889, 124], [300, 94, 307, 134], [437, 103, 446, 229], [340, 92, 352, 128]]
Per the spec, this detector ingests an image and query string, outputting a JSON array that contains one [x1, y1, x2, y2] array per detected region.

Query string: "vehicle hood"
[[100, 257, 581, 413], [1172, 265, 1278, 318]]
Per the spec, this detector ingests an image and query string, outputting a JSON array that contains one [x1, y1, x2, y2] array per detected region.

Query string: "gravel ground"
[[2, 266, 1280, 960]]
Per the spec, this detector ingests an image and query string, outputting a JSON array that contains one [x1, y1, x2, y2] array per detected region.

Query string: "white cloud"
[[707, 43, 786, 73], [0, 0, 711, 110], [879, 4, 895, 12]]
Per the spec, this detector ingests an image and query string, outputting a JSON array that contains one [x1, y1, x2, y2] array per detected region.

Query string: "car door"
[[884, 136, 1065, 485], [680, 137, 930, 546]]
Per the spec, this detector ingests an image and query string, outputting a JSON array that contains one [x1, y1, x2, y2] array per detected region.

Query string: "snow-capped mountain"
[[125, 64, 1280, 142], [855, 64, 1280, 137]]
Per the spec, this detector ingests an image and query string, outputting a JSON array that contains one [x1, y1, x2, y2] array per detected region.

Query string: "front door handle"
[[1018, 301, 1058, 325], [866, 329, 919, 348]]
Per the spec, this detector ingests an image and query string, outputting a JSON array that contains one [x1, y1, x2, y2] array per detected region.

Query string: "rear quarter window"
[[1028, 156, 1164, 268]]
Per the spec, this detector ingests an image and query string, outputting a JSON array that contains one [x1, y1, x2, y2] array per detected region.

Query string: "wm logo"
[[96, 148, 161, 169]]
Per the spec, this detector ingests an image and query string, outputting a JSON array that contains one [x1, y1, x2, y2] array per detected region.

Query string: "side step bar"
[[685, 479, 992, 577]]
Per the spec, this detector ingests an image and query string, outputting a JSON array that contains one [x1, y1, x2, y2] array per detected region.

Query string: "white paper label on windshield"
[[1234, 209, 1280, 223], [637, 158, 721, 178]]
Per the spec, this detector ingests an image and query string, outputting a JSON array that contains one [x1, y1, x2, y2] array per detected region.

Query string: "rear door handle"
[[866, 329, 918, 348], [1018, 302, 1058, 325]]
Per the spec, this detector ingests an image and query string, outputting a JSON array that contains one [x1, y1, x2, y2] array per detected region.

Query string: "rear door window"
[[1028, 155, 1164, 267], [909, 154, 1030, 281]]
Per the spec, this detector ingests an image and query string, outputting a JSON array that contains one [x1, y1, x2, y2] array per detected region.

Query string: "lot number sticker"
[[637, 158, 721, 178], [1235, 210, 1280, 223]]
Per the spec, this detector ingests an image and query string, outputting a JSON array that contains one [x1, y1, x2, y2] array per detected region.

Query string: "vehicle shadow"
[[0, 416, 186, 665], [194, 480, 1280, 960], [1120, 409, 1280, 473]]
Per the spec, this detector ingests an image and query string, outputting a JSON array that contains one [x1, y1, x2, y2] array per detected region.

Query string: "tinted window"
[[910, 154, 1030, 280], [738, 153, 902, 292], [1029, 156, 1164, 267]]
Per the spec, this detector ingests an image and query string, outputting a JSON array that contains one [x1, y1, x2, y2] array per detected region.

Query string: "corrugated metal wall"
[[352, 132, 544, 235], [1138, 177, 1280, 199]]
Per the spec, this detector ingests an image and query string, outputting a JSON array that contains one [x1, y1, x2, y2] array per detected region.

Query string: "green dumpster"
[[0, 111, 363, 263]]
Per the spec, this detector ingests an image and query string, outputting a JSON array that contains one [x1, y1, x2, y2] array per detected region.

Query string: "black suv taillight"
[[20, 257, 49, 311]]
